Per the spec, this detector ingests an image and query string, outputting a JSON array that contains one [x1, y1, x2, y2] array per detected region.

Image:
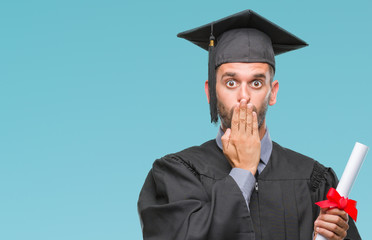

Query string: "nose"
[[237, 84, 250, 103]]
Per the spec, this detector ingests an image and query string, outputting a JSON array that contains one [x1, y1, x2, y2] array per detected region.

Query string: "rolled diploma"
[[316, 142, 369, 240]]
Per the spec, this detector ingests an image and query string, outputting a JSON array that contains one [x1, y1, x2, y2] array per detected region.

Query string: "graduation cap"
[[177, 9, 308, 123]]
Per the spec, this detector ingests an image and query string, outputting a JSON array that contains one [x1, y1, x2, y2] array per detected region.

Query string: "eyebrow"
[[253, 73, 266, 79], [220, 72, 236, 79], [220, 72, 267, 80]]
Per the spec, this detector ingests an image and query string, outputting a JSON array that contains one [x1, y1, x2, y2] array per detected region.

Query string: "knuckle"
[[314, 220, 319, 227], [330, 224, 338, 231], [336, 217, 343, 225]]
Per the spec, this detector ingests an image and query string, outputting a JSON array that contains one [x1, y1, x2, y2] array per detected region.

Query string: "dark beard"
[[217, 98, 268, 130]]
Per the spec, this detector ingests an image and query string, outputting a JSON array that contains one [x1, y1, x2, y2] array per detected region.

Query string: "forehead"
[[217, 62, 270, 77]]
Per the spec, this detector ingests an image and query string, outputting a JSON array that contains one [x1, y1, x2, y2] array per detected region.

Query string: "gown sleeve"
[[310, 161, 361, 240], [137, 154, 255, 240]]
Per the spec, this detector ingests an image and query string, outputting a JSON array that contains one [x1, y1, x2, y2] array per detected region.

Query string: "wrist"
[[248, 167, 257, 176], [235, 166, 257, 176]]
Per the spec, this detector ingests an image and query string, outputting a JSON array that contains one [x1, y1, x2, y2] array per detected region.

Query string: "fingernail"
[[247, 103, 253, 108]]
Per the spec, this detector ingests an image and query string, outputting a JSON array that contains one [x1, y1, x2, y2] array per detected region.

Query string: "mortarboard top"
[[177, 9, 308, 59], [177, 9, 308, 123]]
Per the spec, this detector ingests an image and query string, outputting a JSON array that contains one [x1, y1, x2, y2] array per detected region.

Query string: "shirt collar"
[[215, 126, 273, 165]]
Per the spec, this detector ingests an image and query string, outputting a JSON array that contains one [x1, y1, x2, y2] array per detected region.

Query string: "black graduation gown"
[[138, 140, 361, 240]]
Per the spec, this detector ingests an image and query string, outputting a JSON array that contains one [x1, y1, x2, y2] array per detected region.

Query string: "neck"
[[258, 119, 267, 140]]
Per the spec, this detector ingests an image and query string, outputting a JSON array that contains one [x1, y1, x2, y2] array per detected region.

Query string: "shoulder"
[[154, 139, 230, 179], [272, 141, 314, 164], [271, 141, 337, 187], [268, 141, 316, 179]]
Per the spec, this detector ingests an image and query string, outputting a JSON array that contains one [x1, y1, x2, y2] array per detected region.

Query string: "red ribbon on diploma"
[[315, 188, 358, 221]]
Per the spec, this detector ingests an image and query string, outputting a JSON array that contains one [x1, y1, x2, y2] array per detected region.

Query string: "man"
[[137, 10, 361, 240]]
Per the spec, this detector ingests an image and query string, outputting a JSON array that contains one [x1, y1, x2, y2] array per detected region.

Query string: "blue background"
[[1, 0, 371, 239]]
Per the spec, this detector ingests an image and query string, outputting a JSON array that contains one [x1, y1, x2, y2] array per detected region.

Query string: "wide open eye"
[[226, 80, 237, 88], [251, 80, 262, 88]]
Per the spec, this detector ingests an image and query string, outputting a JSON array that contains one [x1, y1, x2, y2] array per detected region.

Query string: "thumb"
[[221, 128, 231, 151], [320, 207, 329, 215]]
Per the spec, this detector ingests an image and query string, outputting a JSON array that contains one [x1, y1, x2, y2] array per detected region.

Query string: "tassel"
[[208, 24, 218, 123]]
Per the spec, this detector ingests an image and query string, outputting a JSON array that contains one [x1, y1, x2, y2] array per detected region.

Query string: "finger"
[[315, 217, 348, 240], [315, 225, 345, 240], [239, 99, 247, 134], [326, 208, 349, 222], [221, 128, 231, 151], [246, 103, 253, 134], [316, 212, 349, 233], [230, 103, 240, 137], [252, 111, 259, 138], [315, 218, 348, 236]]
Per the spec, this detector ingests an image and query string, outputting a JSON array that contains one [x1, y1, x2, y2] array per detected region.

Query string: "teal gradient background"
[[1, 0, 371, 239]]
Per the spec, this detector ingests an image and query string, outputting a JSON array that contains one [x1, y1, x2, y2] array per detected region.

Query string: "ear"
[[269, 80, 279, 106], [204, 80, 210, 103]]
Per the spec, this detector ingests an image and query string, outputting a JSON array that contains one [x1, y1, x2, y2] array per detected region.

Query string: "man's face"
[[214, 62, 278, 131]]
